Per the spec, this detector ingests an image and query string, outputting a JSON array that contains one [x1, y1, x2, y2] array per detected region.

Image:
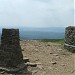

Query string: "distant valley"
[[19, 27, 65, 40], [0, 27, 65, 40]]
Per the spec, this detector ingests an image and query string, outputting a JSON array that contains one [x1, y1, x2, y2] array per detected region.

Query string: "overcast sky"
[[0, 0, 74, 28]]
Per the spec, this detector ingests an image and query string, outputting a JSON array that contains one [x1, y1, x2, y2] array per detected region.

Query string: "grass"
[[40, 39, 64, 44]]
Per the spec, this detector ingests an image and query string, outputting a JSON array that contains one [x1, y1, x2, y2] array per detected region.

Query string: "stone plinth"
[[64, 26, 75, 51], [0, 28, 23, 67]]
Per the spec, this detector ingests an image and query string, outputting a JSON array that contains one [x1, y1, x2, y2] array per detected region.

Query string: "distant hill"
[[0, 33, 1, 37], [0, 33, 1, 40], [20, 27, 65, 40], [0, 33, 1, 44], [0, 27, 65, 40], [20, 31, 64, 40], [19, 27, 65, 33]]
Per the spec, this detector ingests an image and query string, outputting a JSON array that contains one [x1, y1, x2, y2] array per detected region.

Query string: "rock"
[[62, 53, 66, 55], [36, 62, 42, 65], [61, 64, 66, 66], [58, 49, 62, 51], [71, 70, 75, 73], [1, 71, 5, 74], [47, 44, 50, 46], [56, 56, 60, 59], [0, 63, 27, 73], [53, 54, 58, 56], [37, 65, 43, 69], [35, 59, 39, 61], [23, 58, 29, 63], [36, 62, 42, 69], [26, 62, 37, 67], [51, 61, 57, 65], [48, 66, 53, 70], [32, 70, 38, 74], [21, 49, 24, 51], [35, 49, 39, 52], [50, 52, 53, 54], [42, 71, 46, 75]]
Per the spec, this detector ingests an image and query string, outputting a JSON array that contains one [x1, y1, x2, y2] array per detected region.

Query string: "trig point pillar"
[[64, 26, 75, 51], [0, 28, 23, 67]]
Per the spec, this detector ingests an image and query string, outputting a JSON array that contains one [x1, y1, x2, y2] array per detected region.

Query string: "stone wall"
[[64, 26, 75, 51], [0, 28, 23, 67]]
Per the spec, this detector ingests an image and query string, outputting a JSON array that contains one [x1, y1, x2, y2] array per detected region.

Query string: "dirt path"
[[0, 40, 75, 75], [73, 54, 75, 74], [20, 40, 75, 75]]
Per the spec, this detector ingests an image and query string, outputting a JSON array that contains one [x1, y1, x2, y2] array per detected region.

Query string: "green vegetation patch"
[[40, 39, 64, 44]]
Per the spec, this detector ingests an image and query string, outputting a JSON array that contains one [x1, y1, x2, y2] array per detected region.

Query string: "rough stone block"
[[64, 26, 75, 51], [0, 28, 23, 67]]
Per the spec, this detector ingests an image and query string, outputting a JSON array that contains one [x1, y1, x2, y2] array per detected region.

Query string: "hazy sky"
[[0, 0, 74, 28]]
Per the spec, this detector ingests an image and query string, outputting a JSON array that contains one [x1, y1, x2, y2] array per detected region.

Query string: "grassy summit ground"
[[40, 39, 64, 44]]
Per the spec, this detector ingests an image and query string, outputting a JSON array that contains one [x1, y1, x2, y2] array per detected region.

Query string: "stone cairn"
[[64, 26, 75, 51], [0, 28, 23, 67]]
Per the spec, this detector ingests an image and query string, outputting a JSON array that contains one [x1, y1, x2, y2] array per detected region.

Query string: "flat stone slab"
[[23, 58, 29, 63], [0, 63, 27, 73]]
